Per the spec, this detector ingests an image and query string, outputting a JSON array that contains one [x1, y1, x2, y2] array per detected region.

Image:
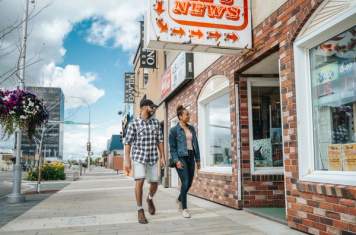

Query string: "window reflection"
[[310, 26, 356, 172], [206, 94, 231, 167], [251, 86, 283, 168]]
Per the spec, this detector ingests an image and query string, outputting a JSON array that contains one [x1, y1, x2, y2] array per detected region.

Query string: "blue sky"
[[61, 19, 128, 126], [59, 19, 133, 159]]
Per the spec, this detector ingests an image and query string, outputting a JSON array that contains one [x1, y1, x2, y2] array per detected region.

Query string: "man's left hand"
[[160, 157, 166, 168], [196, 161, 201, 170]]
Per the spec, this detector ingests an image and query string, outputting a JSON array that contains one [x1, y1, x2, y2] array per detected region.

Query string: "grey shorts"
[[133, 161, 160, 183]]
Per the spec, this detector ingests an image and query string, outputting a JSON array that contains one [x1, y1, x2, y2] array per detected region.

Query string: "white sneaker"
[[182, 209, 191, 218], [176, 199, 182, 211]]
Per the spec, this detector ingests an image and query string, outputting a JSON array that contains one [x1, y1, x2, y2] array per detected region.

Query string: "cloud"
[[86, 20, 115, 47], [41, 63, 105, 109], [39, 19, 71, 44], [63, 121, 122, 160], [85, 1, 145, 50]]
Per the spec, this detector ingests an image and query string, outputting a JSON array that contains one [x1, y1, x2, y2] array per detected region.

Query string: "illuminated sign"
[[145, 0, 252, 54]]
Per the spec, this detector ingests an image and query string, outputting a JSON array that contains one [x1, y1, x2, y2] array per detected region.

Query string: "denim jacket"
[[169, 123, 200, 162]]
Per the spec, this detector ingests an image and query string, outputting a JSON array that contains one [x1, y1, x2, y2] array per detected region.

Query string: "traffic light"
[[86, 142, 91, 152]]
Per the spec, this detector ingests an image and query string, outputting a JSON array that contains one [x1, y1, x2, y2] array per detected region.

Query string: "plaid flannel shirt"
[[124, 117, 163, 165]]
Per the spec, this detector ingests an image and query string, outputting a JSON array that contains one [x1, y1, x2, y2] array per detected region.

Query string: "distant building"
[[21, 87, 64, 160], [106, 135, 124, 154], [0, 152, 13, 171], [105, 135, 124, 171]]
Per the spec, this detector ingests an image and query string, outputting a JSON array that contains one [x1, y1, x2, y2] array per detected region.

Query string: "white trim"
[[294, 8, 356, 186], [198, 75, 232, 174], [247, 78, 284, 175], [199, 167, 233, 175]]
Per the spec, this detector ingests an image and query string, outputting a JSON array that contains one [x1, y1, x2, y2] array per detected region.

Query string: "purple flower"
[[0, 88, 49, 140]]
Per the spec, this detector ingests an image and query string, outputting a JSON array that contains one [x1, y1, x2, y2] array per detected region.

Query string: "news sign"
[[145, 0, 252, 54]]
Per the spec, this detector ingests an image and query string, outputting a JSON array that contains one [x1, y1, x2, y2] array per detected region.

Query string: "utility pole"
[[69, 96, 92, 172], [87, 107, 91, 172], [7, 0, 30, 204]]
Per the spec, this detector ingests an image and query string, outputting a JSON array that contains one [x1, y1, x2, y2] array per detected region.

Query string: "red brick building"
[[163, 0, 356, 234]]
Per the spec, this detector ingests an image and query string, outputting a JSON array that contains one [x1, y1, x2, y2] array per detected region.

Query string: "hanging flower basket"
[[0, 89, 49, 140]]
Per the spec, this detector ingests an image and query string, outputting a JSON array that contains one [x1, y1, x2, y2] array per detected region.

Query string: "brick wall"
[[166, 56, 241, 208], [166, 0, 356, 234]]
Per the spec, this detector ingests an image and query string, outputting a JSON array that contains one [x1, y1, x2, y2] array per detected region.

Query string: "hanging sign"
[[140, 21, 157, 68], [124, 73, 135, 103], [145, 0, 252, 54]]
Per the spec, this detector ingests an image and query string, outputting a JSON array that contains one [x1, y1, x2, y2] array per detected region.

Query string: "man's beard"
[[148, 110, 155, 118]]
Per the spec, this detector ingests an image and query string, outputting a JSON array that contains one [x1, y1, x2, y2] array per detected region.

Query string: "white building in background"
[[0, 150, 13, 171]]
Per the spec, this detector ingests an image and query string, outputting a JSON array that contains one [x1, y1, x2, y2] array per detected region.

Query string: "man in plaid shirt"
[[124, 99, 166, 224]]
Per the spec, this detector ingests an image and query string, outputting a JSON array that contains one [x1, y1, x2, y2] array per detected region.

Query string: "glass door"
[[248, 79, 283, 174]]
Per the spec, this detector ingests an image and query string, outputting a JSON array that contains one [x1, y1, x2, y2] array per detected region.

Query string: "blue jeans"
[[176, 150, 195, 209]]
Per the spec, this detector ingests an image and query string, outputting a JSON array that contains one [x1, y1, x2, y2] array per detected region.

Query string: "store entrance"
[[248, 80, 283, 172], [238, 52, 286, 224], [246, 78, 285, 223]]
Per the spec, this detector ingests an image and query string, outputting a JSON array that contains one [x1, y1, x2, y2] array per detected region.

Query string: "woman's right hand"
[[176, 161, 184, 169]]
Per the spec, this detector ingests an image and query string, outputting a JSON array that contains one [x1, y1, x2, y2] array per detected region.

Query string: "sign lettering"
[[124, 73, 135, 103], [140, 21, 157, 68], [146, 0, 251, 53]]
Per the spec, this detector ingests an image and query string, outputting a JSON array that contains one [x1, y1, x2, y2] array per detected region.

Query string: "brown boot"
[[146, 197, 156, 215], [138, 209, 148, 224]]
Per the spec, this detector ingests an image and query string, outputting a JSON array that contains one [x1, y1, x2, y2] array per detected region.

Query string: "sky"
[[0, 0, 146, 159]]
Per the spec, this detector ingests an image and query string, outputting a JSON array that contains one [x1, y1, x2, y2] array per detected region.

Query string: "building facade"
[[107, 134, 124, 153], [142, 0, 356, 234], [21, 87, 64, 160]]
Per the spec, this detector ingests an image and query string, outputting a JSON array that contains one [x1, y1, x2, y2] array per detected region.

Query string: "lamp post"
[[7, 0, 30, 204]]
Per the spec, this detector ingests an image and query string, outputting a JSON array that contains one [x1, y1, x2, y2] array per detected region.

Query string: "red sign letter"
[[206, 5, 226, 19], [173, 1, 191, 15]]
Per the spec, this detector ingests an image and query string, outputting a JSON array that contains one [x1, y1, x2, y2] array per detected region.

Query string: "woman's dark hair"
[[176, 105, 186, 120]]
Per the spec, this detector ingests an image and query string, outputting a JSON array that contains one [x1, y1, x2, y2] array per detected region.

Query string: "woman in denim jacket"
[[169, 105, 200, 218]]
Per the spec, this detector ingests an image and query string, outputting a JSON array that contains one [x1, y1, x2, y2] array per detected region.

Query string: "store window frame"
[[294, 8, 356, 186], [198, 75, 232, 174], [247, 78, 284, 175]]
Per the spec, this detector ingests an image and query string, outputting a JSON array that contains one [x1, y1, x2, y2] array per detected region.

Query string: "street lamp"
[[68, 97, 91, 172], [7, 0, 31, 204]]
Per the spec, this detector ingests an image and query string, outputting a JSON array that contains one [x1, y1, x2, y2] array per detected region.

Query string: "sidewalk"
[[0, 167, 305, 235]]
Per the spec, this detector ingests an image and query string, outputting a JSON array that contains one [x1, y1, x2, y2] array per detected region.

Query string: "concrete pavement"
[[0, 171, 16, 199], [0, 167, 305, 235]]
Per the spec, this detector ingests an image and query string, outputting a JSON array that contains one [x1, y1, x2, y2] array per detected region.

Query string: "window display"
[[310, 26, 356, 172], [206, 93, 232, 167], [250, 86, 283, 169]]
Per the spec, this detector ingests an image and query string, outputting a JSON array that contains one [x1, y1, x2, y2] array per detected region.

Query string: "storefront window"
[[310, 26, 356, 172], [206, 93, 231, 167], [250, 85, 283, 169]]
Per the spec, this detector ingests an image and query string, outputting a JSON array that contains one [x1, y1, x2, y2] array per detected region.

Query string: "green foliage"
[[27, 161, 66, 181]]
